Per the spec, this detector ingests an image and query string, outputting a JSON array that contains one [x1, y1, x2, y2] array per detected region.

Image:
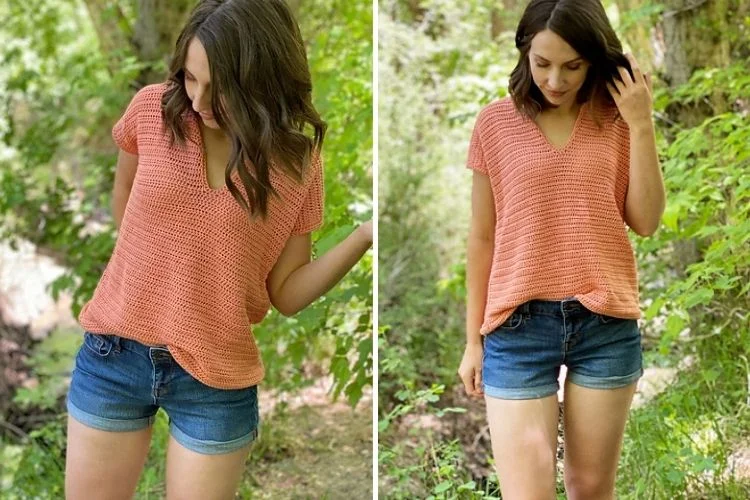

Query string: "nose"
[[548, 68, 563, 89], [192, 88, 211, 114]]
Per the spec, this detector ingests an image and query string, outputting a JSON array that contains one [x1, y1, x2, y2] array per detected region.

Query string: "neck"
[[200, 121, 230, 143], [542, 99, 582, 119]]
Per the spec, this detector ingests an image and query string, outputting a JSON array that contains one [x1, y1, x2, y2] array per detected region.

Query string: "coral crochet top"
[[78, 83, 324, 389], [467, 97, 641, 336]]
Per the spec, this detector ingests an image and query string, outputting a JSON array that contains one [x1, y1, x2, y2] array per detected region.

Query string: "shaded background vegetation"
[[378, 0, 750, 498], [0, 0, 372, 497]]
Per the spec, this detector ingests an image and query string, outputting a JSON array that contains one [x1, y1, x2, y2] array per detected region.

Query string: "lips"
[[547, 90, 567, 97]]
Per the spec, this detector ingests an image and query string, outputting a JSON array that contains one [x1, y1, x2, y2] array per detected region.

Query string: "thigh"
[[65, 415, 153, 500], [165, 436, 253, 500], [562, 380, 637, 499], [485, 394, 559, 500]]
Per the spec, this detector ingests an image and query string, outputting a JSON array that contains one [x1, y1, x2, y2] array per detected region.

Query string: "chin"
[[202, 118, 221, 130], [543, 91, 577, 108]]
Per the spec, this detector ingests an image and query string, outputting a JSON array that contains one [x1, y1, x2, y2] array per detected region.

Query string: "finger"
[[605, 81, 619, 100], [474, 368, 482, 396], [625, 53, 645, 85], [618, 65, 633, 86], [460, 371, 474, 395]]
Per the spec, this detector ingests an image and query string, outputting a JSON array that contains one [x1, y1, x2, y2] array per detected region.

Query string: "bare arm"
[[465, 171, 495, 345], [624, 122, 666, 236], [111, 149, 138, 229], [458, 171, 495, 397], [266, 221, 372, 316]]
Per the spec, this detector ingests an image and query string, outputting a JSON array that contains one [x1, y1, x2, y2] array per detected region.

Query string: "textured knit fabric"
[[467, 96, 640, 336], [78, 83, 325, 389]]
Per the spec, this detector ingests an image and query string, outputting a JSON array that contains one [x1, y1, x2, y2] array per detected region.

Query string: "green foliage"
[[11, 330, 80, 411], [0, 418, 67, 499], [381, 438, 499, 499], [378, 0, 505, 410], [378, 384, 493, 499], [618, 329, 750, 498]]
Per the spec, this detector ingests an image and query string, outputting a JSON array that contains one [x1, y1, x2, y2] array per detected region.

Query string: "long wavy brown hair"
[[509, 0, 633, 128], [161, 0, 326, 219]]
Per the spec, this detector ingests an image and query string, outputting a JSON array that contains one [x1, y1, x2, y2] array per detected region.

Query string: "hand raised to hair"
[[605, 53, 654, 129]]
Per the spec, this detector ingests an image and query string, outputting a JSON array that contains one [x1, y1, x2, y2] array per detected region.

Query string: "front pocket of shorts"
[[83, 332, 115, 357], [498, 311, 526, 330]]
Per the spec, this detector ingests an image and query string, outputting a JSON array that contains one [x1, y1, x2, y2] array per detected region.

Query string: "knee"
[[564, 470, 615, 500], [516, 430, 557, 471]]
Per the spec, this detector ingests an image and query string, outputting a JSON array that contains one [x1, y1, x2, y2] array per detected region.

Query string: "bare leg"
[[562, 380, 637, 500], [164, 435, 253, 500], [485, 394, 559, 500], [65, 415, 152, 500]]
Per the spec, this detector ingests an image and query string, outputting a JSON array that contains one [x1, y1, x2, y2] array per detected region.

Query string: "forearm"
[[111, 188, 131, 230], [274, 225, 371, 315], [465, 234, 493, 346], [625, 122, 666, 236]]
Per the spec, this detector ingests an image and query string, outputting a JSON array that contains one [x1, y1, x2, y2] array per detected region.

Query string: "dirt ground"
[[240, 380, 373, 500]]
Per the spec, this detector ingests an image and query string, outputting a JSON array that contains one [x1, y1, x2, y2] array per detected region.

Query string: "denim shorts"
[[482, 297, 643, 400], [66, 332, 260, 455]]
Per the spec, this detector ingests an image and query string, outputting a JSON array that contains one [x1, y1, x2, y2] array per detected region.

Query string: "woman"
[[64, 1, 372, 498], [458, 0, 665, 498]]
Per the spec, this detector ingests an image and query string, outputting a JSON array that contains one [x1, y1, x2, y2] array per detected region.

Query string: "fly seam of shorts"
[[150, 349, 158, 405], [559, 298, 581, 362]]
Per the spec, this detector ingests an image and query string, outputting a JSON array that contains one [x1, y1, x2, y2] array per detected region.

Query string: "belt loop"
[[521, 301, 530, 314], [112, 335, 122, 353]]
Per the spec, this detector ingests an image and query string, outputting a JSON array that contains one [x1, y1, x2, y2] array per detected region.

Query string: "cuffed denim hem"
[[169, 421, 259, 455], [66, 396, 155, 432], [567, 367, 644, 390], [483, 382, 559, 400]]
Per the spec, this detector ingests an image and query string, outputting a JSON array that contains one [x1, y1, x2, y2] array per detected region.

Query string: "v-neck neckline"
[[192, 113, 234, 194], [530, 101, 588, 153]]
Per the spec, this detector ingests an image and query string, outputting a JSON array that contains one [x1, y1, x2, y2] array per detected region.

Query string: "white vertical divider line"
[[372, 0, 379, 498]]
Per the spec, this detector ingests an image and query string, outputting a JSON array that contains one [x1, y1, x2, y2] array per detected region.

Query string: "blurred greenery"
[[0, 0, 372, 497], [378, 0, 750, 498]]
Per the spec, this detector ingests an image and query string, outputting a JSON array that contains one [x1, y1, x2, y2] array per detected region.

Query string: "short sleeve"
[[112, 88, 147, 155], [613, 118, 631, 221], [291, 150, 325, 234], [466, 110, 488, 174]]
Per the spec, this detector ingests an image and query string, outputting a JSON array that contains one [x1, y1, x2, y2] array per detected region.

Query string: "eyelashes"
[[535, 63, 582, 70]]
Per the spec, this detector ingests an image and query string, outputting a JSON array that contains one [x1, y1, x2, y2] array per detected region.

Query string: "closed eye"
[[535, 63, 582, 70]]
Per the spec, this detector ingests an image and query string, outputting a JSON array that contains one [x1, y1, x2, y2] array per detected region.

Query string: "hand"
[[606, 53, 653, 129], [358, 219, 373, 247], [458, 342, 484, 398]]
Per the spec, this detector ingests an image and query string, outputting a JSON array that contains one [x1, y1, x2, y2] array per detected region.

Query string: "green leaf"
[[433, 481, 452, 494], [683, 288, 714, 309]]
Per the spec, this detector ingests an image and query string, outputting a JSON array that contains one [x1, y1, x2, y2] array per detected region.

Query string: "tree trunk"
[[609, 0, 655, 74], [83, 0, 194, 86]]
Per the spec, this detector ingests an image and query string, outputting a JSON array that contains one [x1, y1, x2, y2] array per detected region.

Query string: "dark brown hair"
[[161, 0, 326, 219], [509, 0, 632, 127]]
